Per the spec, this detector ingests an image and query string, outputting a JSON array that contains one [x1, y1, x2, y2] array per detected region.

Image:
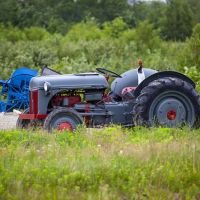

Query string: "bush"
[[65, 19, 102, 42], [0, 20, 189, 79], [179, 23, 200, 69], [103, 17, 128, 38], [0, 40, 59, 79], [24, 27, 50, 41], [133, 20, 161, 52], [119, 29, 136, 43], [184, 66, 200, 92], [0, 25, 26, 42]]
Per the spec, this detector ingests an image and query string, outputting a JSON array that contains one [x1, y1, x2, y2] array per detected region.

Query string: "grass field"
[[0, 126, 200, 200]]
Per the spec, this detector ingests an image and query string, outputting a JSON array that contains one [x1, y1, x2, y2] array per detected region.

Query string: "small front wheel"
[[43, 108, 83, 133], [16, 108, 31, 128]]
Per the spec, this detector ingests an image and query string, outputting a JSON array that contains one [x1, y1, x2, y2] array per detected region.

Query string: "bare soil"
[[0, 113, 19, 130]]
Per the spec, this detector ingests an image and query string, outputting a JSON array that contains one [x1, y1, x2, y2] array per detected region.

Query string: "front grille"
[[30, 90, 38, 114]]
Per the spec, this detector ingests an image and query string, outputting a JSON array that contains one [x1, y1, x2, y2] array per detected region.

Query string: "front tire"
[[133, 77, 200, 127], [16, 108, 30, 128], [43, 108, 83, 133]]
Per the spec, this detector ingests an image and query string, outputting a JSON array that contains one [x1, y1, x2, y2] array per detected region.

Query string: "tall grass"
[[0, 127, 200, 199]]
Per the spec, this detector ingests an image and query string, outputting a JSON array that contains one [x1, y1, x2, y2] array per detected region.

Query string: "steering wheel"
[[96, 68, 122, 78]]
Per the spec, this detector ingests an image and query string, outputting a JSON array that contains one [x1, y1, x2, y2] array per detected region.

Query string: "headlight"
[[44, 81, 51, 93]]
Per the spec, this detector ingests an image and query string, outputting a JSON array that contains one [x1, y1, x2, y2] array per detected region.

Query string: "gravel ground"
[[0, 113, 19, 130]]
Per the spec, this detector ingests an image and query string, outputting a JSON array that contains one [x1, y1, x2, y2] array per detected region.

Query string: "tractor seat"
[[121, 87, 136, 95], [121, 87, 136, 100]]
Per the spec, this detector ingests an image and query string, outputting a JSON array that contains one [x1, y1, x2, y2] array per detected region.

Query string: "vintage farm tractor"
[[17, 61, 200, 132], [0, 67, 38, 112]]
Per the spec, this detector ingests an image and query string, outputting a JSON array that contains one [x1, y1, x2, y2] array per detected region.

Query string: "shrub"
[[65, 19, 102, 42], [0, 21, 187, 80], [24, 27, 50, 41], [103, 17, 128, 38], [133, 20, 161, 52], [0, 25, 26, 42], [179, 23, 200, 69], [184, 66, 200, 92], [119, 29, 136, 43]]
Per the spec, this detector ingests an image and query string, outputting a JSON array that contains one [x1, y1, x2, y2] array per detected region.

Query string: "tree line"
[[0, 0, 200, 41]]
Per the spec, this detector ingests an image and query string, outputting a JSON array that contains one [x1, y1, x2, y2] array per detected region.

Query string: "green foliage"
[[0, 19, 196, 80], [65, 19, 102, 42], [162, 0, 193, 41], [185, 24, 200, 67], [24, 27, 50, 41], [187, 0, 200, 24], [132, 20, 161, 51], [184, 66, 200, 92], [0, 127, 200, 199], [147, 2, 167, 30], [177, 23, 200, 92], [0, 0, 128, 32], [103, 17, 128, 38], [0, 25, 26, 42], [0, 0, 18, 25], [0, 0, 200, 42]]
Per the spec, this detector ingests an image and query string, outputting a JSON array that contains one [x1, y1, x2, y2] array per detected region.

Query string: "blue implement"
[[0, 67, 38, 112]]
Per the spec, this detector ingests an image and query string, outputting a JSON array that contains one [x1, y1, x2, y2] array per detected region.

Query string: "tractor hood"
[[111, 68, 157, 97], [29, 73, 108, 91]]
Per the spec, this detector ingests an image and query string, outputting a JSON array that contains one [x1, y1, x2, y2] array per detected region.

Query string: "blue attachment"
[[0, 67, 38, 112]]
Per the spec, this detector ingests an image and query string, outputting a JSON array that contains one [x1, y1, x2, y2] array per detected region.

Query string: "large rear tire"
[[43, 108, 83, 133], [133, 77, 200, 127]]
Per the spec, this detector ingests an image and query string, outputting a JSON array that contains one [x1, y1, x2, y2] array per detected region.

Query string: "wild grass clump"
[[0, 127, 200, 199]]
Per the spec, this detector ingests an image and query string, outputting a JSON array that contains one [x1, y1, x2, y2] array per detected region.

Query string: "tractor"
[[16, 62, 200, 132]]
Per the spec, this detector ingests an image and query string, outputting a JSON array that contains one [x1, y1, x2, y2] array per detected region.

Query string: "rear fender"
[[134, 71, 195, 97]]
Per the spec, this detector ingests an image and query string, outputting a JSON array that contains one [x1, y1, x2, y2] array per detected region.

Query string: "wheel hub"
[[167, 110, 176, 120], [57, 122, 72, 131], [154, 98, 187, 127]]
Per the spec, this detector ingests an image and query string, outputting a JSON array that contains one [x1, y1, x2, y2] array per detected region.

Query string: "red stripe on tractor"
[[33, 90, 38, 114], [29, 92, 33, 113], [30, 90, 38, 114], [19, 114, 47, 120]]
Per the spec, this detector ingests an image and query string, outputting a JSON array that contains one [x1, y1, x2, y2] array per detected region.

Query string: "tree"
[[147, 2, 167, 30], [134, 20, 161, 51], [162, 0, 193, 41], [0, 0, 18, 25], [182, 23, 200, 68], [187, 0, 200, 24]]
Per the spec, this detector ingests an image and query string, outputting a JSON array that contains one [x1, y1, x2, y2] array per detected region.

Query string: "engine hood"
[[111, 68, 157, 97], [29, 73, 108, 91]]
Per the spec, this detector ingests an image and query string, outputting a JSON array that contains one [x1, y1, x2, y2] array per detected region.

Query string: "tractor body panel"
[[74, 101, 135, 126], [29, 73, 108, 114], [30, 73, 108, 91], [111, 68, 157, 97], [134, 71, 196, 97]]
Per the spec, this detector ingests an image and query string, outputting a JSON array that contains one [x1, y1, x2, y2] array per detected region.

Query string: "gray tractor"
[[16, 64, 200, 132]]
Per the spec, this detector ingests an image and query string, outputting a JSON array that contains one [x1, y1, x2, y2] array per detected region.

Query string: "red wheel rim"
[[167, 110, 176, 120], [57, 122, 73, 131]]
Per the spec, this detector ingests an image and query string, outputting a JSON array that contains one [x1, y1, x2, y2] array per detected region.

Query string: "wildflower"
[[119, 150, 123, 155]]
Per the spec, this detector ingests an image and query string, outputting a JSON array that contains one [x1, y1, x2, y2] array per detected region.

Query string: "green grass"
[[0, 127, 200, 200]]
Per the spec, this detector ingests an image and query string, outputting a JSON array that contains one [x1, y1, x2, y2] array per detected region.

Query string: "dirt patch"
[[0, 113, 19, 130]]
